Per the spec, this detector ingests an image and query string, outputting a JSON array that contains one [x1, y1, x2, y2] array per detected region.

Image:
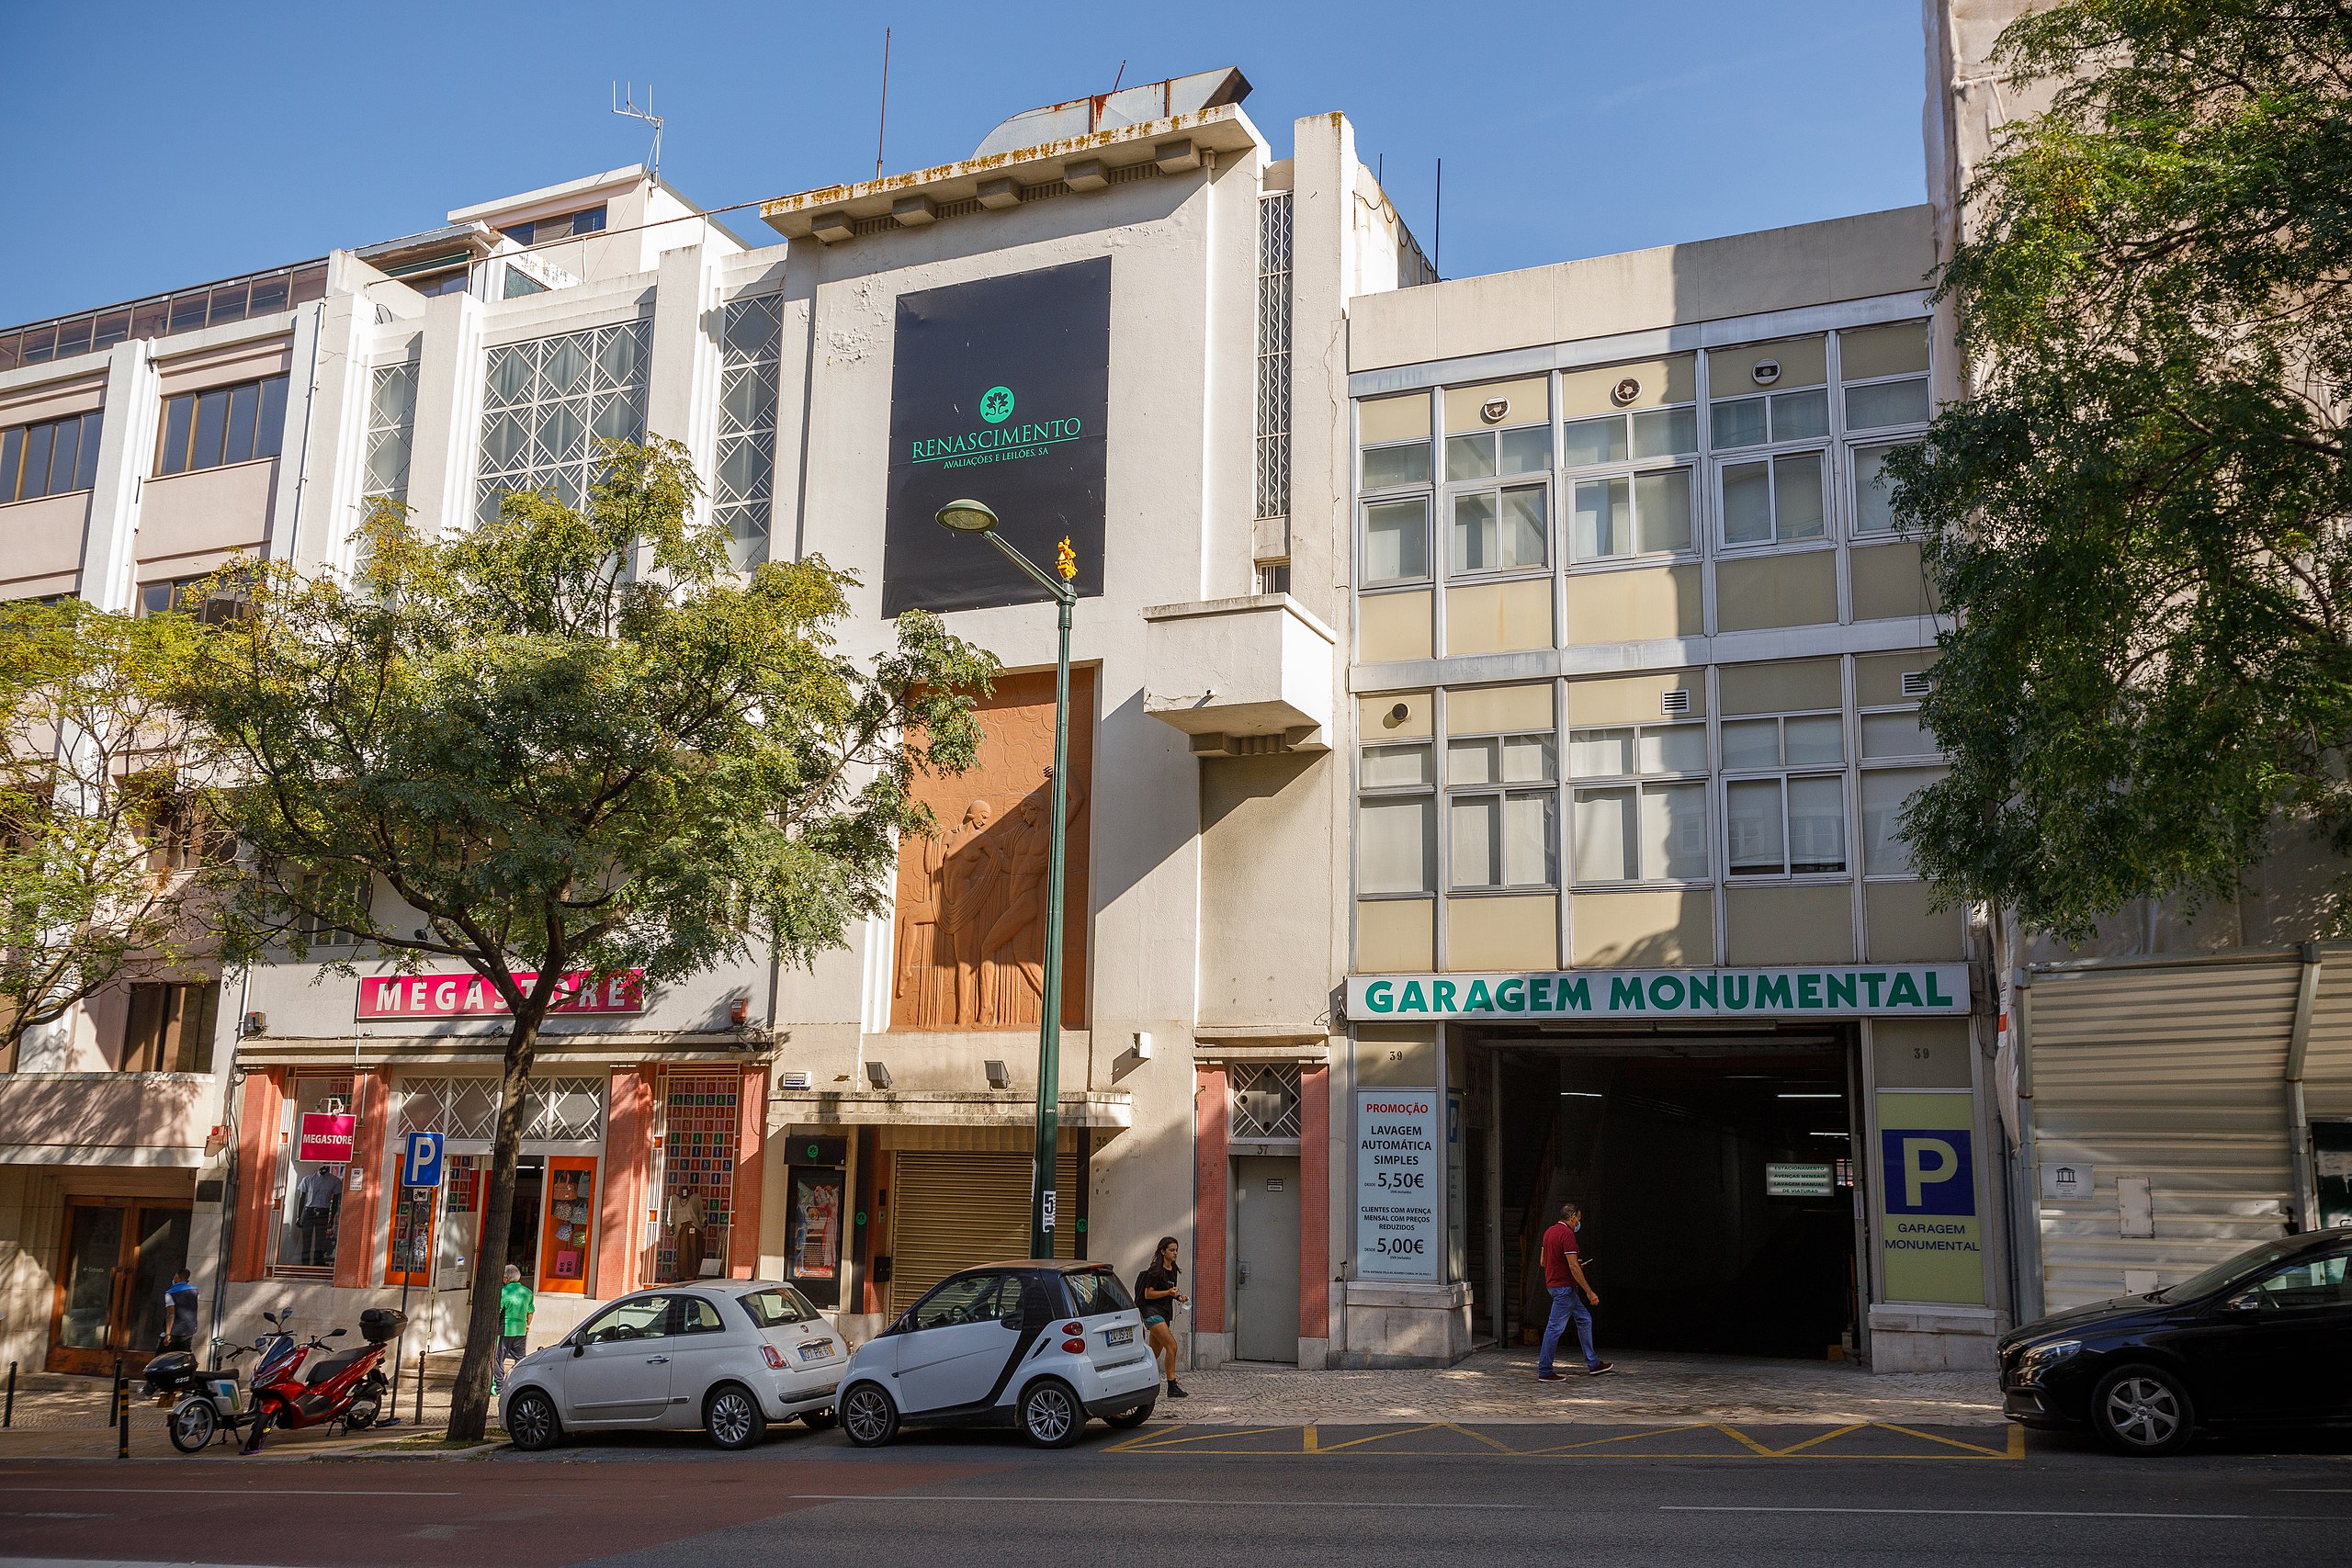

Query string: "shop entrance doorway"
[[1233, 1156, 1301, 1363], [1483, 1027, 1862, 1359], [49, 1199, 191, 1374], [505, 1158, 544, 1280]]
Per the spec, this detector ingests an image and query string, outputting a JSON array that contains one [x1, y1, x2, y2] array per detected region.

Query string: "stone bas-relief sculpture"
[[893, 670, 1093, 1031]]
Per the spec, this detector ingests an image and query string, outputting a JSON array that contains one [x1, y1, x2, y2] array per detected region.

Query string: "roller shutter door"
[[888, 1148, 1077, 1314]]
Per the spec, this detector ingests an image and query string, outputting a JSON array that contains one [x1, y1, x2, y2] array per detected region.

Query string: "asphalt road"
[[0, 1421, 2346, 1568]]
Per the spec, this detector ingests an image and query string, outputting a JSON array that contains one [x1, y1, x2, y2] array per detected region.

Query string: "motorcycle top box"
[[358, 1309, 408, 1344]]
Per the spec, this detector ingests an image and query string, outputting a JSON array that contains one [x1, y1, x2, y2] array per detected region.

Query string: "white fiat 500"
[[500, 1280, 845, 1451], [835, 1258, 1158, 1449]]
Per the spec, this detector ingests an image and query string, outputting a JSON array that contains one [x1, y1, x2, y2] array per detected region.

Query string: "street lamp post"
[[935, 499, 1076, 1260]]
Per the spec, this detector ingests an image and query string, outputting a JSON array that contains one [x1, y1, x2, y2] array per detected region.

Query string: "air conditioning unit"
[[1660, 689, 1691, 716], [1900, 671, 1934, 699]]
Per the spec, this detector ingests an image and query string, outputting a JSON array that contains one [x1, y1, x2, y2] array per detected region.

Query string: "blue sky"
[[0, 1, 1925, 326]]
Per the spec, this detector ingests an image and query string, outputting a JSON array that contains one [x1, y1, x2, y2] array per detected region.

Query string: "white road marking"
[[1661, 1506, 2332, 1520], [791, 1493, 1528, 1510], [0, 1487, 458, 1496]]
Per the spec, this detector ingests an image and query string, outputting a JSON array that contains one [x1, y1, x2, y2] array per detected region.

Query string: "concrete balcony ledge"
[[0, 1071, 212, 1165], [1143, 593, 1335, 753]]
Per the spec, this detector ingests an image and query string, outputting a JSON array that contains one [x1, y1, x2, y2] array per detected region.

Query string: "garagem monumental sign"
[[1345, 965, 1968, 1021]]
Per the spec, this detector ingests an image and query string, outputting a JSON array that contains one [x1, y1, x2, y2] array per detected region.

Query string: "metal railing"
[[0, 260, 330, 376]]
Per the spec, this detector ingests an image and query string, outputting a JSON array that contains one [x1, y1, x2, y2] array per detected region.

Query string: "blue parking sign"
[[401, 1131, 445, 1190]]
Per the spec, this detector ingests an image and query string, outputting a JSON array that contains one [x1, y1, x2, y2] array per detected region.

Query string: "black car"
[[1997, 1228, 2352, 1455]]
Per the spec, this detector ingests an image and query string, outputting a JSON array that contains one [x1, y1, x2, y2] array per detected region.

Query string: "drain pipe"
[[207, 964, 254, 1359]]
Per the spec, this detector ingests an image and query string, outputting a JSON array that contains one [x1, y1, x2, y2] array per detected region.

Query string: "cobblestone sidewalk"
[[1167, 1347, 2002, 1426]]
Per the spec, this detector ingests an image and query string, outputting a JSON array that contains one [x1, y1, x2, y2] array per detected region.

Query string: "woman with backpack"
[[1134, 1235, 1190, 1399]]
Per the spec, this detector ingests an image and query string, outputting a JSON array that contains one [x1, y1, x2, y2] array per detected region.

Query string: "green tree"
[[1886, 0, 2352, 940], [0, 597, 245, 1059], [178, 439, 996, 1441]]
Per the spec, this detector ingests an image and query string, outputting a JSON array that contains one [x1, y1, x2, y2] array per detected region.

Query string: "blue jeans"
[[1537, 1286, 1598, 1374]]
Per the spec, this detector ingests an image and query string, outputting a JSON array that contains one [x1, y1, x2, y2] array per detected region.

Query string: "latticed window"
[[1229, 1063, 1302, 1140], [362, 361, 418, 504], [715, 295, 782, 569], [398, 1075, 605, 1141], [476, 321, 650, 523], [1253, 192, 1293, 524]]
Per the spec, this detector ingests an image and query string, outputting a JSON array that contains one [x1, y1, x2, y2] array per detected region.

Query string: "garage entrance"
[[1475, 1025, 1863, 1359]]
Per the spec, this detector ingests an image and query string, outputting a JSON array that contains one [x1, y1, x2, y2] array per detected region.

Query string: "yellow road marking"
[[1302, 1425, 1318, 1453], [1317, 1422, 1445, 1452], [1871, 1421, 2010, 1458], [1517, 1423, 1715, 1455], [2008, 1423, 2026, 1459], [1107, 1420, 2023, 1461], [1440, 1422, 1519, 1453], [1715, 1424, 1780, 1457], [1769, 1423, 1866, 1457]]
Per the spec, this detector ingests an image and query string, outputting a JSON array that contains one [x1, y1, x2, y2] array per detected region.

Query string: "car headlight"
[[2015, 1338, 2082, 1381]]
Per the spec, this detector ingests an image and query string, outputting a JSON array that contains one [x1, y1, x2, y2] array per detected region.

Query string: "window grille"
[[1254, 192, 1294, 523], [716, 295, 782, 569], [476, 321, 650, 524], [1229, 1063, 1302, 1140], [362, 361, 418, 505], [398, 1075, 605, 1142]]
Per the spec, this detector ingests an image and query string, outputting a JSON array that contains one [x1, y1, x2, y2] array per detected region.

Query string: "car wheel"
[[505, 1388, 563, 1452], [2092, 1364, 2194, 1457], [1018, 1378, 1084, 1449], [1103, 1397, 1155, 1430], [168, 1397, 219, 1454], [705, 1384, 768, 1450], [799, 1406, 838, 1431], [839, 1382, 899, 1448]]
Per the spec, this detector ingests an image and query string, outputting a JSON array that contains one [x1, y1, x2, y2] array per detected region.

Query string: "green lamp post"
[[935, 498, 1076, 1260]]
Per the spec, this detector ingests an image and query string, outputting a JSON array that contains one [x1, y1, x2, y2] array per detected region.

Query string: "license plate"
[[797, 1339, 834, 1362], [1104, 1325, 1134, 1346]]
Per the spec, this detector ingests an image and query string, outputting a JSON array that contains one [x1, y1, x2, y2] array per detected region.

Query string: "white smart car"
[[499, 1280, 845, 1451], [835, 1258, 1158, 1448]]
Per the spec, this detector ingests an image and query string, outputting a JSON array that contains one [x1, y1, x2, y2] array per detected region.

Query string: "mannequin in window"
[[296, 1164, 342, 1266], [665, 1188, 706, 1280]]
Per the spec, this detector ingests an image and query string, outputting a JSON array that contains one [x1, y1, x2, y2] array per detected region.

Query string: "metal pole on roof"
[[876, 29, 892, 180]]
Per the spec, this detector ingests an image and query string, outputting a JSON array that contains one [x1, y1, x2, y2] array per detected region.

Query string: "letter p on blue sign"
[[401, 1131, 445, 1190], [1881, 1128, 1973, 1214]]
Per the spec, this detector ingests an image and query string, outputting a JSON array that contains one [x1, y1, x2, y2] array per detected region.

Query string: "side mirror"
[[2224, 1292, 2263, 1312], [571, 1341, 585, 1358], [329, 1328, 346, 1337]]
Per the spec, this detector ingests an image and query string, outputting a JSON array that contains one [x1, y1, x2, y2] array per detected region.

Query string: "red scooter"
[[168, 1308, 403, 1454]]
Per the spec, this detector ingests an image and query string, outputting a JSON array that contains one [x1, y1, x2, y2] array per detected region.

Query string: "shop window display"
[[276, 1076, 354, 1272], [656, 1073, 738, 1281]]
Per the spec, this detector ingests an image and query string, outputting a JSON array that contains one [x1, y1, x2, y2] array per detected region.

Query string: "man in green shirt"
[[494, 1263, 534, 1396]]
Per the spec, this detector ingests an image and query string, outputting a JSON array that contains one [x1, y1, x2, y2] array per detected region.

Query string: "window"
[[156, 376, 287, 476], [408, 270, 469, 299], [2244, 1251, 2352, 1309], [1847, 378, 1929, 430], [1064, 1268, 1135, 1316], [1444, 420, 1550, 482], [1447, 731, 1556, 888], [129, 773, 230, 871], [677, 1296, 727, 1334], [740, 1286, 822, 1327], [1721, 452, 1826, 546], [1, 411, 103, 503], [1573, 468, 1692, 559], [1851, 439, 1921, 536], [1567, 723, 1706, 883], [362, 363, 418, 504], [139, 570, 252, 622], [1722, 712, 1847, 875], [1363, 497, 1430, 583], [1451, 483, 1546, 573], [1860, 765, 1946, 876], [1360, 741, 1436, 895], [477, 321, 650, 522], [119, 981, 219, 1073], [582, 1294, 673, 1345], [716, 296, 782, 569], [1257, 562, 1291, 595], [499, 205, 607, 246], [294, 870, 371, 948], [1711, 388, 1828, 449], [908, 1272, 1017, 1331], [1562, 405, 1697, 468]]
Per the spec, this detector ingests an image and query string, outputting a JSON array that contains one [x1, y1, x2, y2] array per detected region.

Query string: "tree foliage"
[[176, 438, 996, 1439], [1886, 0, 2352, 940], [0, 597, 244, 1056]]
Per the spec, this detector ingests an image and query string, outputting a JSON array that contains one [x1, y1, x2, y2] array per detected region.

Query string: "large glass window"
[[1567, 723, 1707, 883], [1573, 468, 1692, 559], [1, 411, 103, 503], [1360, 741, 1437, 895], [477, 321, 650, 522], [1851, 440, 1920, 536], [1451, 483, 1547, 574], [1721, 452, 1826, 546], [362, 363, 418, 504], [1446, 731, 1556, 888], [1722, 712, 1847, 875], [277, 1075, 353, 1272], [1860, 765, 1947, 876], [1359, 393, 1432, 491], [1363, 497, 1430, 583], [155, 377, 287, 476], [716, 295, 782, 569], [119, 981, 219, 1073]]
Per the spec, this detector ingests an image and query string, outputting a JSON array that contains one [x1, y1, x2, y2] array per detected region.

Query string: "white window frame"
[[1857, 698, 1947, 881], [1444, 729, 1559, 892], [1566, 721, 1711, 886], [1357, 739, 1438, 897], [1719, 709, 1850, 879]]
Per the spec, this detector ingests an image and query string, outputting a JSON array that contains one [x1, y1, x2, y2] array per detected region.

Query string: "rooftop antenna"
[[1433, 157, 1443, 278], [613, 83, 663, 178], [1109, 58, 1126, 95], [875, 28, 892, 179]]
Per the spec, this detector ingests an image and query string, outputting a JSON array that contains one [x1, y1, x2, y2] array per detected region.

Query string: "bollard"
[[414, 1351, 425, 1427], [117, 1380, 129, 1459], [4, 1359, 15, 1428], [109, 1358, 124, 1429]]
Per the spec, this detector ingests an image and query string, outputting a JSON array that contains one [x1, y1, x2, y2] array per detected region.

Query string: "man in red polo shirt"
[[1537, 1201, 1612, 1381]]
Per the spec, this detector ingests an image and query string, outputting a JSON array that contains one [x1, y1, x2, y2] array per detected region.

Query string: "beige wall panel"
[[1561, 355, 1695, 416], [1359, 589, 1432, 662], [1359, 392, 1430, 445], [1714, 551, 1838, 633], [1840, 321, 1931, 381], [1711, 334, 1826, 391], [1446, 579, 1554, 656], [1569, 888, 1713, 967], [1855, 649, 1939, 708], [1724, 884, 1855, 964], [155, 342, 294, 395], [137, 460, 277, 568], [1357, 1027, 1438, 1088], [1566, 670, 1706, 725], [1357, 898, 1434, 972], [1445, 895, 1559, 970], [1864, 879, 1965, 962], [1718, 657, 1842, 716], [0, 493, 92, 581], [1850, 541, 1939, 621], [1564, 564, 1702, 643], [1444, 377, 1548, 434], [0, 377, 107, 427], [1447, 682, 1554, 735], [1871, 1019, 1972, 1089], [1199, 753, 1337, 1028], [1359, 689, 1434, 739]]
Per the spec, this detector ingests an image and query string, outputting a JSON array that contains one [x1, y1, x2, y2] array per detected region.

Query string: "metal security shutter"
[[2030, 960, 2298, 1309], [888, 1148, 1079, 1314], [2301, 952, 2352, 1119]]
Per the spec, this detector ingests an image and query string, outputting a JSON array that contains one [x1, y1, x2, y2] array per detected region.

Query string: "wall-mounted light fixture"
[[865, 1061, 893, 1090], [985, 1059, 1012, 1089]]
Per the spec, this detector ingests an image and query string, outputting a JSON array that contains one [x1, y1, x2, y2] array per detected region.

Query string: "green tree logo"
[[979, 385, 1014, 424]]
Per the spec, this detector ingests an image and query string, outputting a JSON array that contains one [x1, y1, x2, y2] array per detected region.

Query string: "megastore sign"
[[1345, 965, 1968, 1021]]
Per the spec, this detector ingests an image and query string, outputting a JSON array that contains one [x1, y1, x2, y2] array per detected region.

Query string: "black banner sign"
[[882, 258, 1111, 615]]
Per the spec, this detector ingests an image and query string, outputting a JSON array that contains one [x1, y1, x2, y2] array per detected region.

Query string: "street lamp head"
[[934, 499, 1000, 536]]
